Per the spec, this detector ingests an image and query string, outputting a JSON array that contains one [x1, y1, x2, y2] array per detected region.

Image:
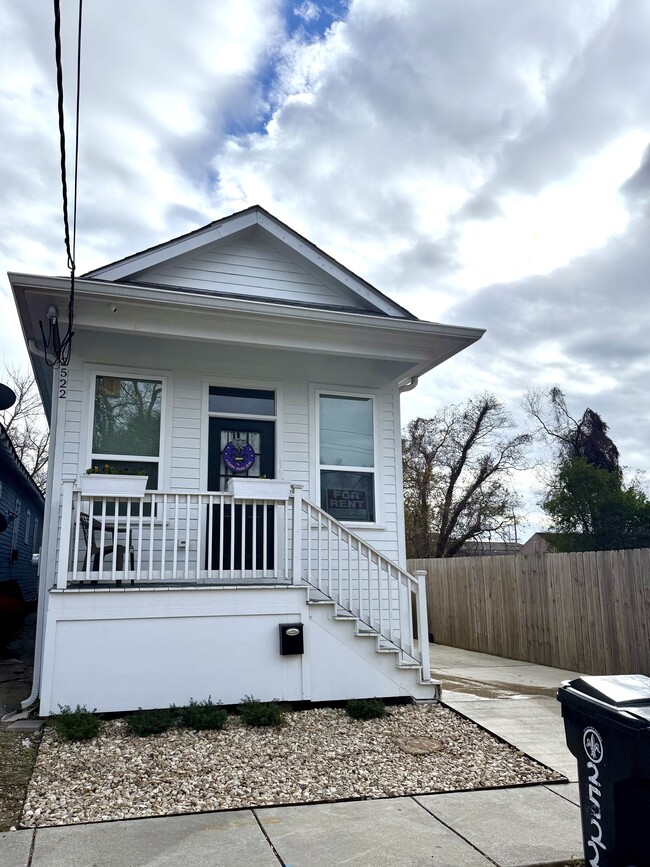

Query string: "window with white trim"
[[33, 517, 40, 554], [91, 375, 163, 489], [24, 509, 31, 545], [319, 394, 375, 522]]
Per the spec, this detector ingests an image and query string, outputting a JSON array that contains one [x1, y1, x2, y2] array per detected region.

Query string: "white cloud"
[[294, 2, 321, 24], [2, 0, 650, 533]]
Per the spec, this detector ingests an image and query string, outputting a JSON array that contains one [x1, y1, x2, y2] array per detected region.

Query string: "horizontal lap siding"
[[280, 383, 310, 496], [170, 376, 202, 490], [133, 233, 365, 310], [61, 365, 84, 478], [368, 386, 399, 562], [50, 346, 404, 584], [0, 472, 43, 601]]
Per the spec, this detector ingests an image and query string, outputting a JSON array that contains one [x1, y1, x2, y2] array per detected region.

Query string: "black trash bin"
[[558, 674, 650, 867]]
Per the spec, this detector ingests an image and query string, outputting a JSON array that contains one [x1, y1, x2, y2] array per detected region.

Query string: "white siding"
[[131, 228, 370, 311], [50, 332, 404, 577], [61, 363, 84, 479], [170, 375, 201, 490], [39, 587, 432, 714]]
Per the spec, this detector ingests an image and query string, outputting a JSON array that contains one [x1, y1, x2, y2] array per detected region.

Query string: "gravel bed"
[[22, 704, 563, 827]]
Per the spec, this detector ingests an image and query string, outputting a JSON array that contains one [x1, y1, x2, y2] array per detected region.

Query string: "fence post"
[[415, 570, 431, 678], [290, 484, 304, 584], [56, 479, 75, 590]]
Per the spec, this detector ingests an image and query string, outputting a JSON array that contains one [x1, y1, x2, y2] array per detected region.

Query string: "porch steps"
[[305, 587, 440, 701]]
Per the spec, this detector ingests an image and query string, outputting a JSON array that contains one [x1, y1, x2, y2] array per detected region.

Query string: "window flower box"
[[227, 478, 291, 501], [79, 474, 148, 498]]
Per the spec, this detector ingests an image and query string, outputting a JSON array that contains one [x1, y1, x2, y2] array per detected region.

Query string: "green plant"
[[238, 696, 284, 728], [85, 464, 147, 476], [180, 697, 228, 731], [346, 698, 387, 720], [126, 707, 179, 736], [51, 705, 103, 740]]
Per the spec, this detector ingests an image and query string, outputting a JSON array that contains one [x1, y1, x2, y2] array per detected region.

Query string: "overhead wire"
[[41, 0, 83, 367]]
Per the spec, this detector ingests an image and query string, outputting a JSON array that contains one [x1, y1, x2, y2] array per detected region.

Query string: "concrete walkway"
[[0, 645, 585, 866]]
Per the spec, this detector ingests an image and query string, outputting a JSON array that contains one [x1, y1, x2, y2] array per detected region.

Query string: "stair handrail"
[[296, 494, 430, 675]]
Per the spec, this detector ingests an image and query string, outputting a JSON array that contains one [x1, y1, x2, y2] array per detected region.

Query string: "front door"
[[207, 418, 276, 571]]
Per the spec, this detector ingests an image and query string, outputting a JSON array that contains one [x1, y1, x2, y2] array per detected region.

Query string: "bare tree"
[[402, 394, 531, 558], [0, 365, 49, 493], [523, 386, 622, 480]]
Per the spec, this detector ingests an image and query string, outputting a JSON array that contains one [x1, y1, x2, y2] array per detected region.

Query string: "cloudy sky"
[[1, 0, 649, 531]]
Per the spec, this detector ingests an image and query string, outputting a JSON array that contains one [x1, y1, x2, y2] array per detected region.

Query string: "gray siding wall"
[[132, 229, 368, 311]]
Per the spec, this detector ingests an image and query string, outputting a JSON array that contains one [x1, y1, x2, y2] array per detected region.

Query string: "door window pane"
[[320, 471, 375, 522], [209, 387, 275, 416], [320, 395, 373, 467], [93, 377, 162, 456]]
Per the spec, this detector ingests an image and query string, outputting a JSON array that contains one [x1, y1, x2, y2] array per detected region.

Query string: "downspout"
[[20, 352, 61, 711], [399, 376, 419, 393]]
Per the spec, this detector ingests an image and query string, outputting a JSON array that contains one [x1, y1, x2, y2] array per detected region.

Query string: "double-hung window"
[[319, 394, 375, 523], [91, 375, 163, 489]]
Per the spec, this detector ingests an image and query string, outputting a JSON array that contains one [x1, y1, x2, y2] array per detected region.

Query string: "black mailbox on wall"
[[279, 623, 304, 655]]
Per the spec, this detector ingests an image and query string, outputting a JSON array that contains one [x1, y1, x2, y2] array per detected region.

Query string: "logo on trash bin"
[[583, 726, 606, 865], [583, 727, 603, 763]]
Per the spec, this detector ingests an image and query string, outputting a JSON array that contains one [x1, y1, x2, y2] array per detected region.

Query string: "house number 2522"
[[59, 367, 68, 399]]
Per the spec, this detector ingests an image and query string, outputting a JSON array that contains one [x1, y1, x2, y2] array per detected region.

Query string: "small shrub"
[[180, 697, 228, 731], [346, 698, 387, 720], [238, 696, 284, 728], [51, 705, 102, 741], [126, 706, 179, 736]]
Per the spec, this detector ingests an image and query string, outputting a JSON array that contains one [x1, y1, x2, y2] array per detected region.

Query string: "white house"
[[10, 206, 483, 715]]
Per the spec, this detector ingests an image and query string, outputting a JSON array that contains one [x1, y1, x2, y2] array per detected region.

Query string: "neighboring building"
[[0, 424, 44, 606], [519, 532, 591, 554], [10, 205, 483, 714]]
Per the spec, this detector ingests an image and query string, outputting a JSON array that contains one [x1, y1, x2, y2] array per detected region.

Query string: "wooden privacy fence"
[[408, 549, 650, 675]]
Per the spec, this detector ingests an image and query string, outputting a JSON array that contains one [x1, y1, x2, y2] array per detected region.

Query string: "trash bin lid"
[[570, 675, 650, 706], [558, 674, 650, 728]]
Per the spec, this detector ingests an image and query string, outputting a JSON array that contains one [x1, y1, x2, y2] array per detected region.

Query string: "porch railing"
[[56, 479, 430, 672], [58, 481, 295, 588]]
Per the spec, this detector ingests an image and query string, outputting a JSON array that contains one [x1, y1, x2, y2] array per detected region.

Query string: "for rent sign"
[[326, 488, 370, 521]]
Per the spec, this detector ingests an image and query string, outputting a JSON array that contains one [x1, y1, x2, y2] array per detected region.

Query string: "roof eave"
[[80, 205, 416, 320]]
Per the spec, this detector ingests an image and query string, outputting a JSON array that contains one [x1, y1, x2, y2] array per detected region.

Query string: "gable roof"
[[83, 205, 416, 319], [0, 424, 44, 502]]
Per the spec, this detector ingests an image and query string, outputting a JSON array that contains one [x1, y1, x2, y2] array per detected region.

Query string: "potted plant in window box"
[[79, 465, 148, 497]]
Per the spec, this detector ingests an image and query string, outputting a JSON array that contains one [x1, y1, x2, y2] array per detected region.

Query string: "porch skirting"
[[39, 586, 423, 715]]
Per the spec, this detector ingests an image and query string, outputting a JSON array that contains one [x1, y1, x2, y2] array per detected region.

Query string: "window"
[[209, 386, 275, 417], [91, 375, 163, 489], [33, 518, 39, 554], [319, 394, 375, 522], [24, 510, 31, 546]]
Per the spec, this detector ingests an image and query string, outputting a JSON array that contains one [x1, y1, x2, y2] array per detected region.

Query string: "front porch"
[[46, 480, 432, 714]]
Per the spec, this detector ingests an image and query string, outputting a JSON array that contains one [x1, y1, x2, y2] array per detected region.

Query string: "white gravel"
[[22, 704, 563, 827]]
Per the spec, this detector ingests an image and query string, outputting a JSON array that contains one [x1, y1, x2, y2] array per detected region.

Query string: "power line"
[[41, 0, 83, 367]]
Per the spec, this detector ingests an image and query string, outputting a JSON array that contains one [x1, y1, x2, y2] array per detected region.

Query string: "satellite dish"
[[0, 513, 8, 534], [0, 383, 16, 411]]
